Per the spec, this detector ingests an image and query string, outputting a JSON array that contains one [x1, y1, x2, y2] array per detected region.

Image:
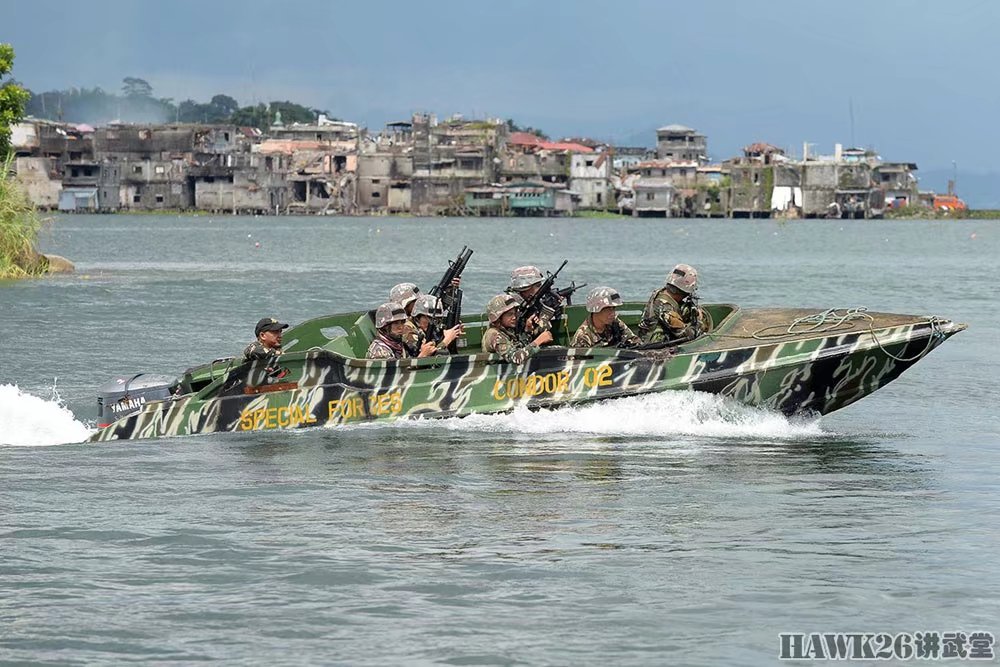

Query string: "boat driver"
[[244, 317, 289, 361], [637, 263, 713, 344], [481, 293, 553, 364], [570, 287, 641, 349], [367, 302, 436, 360]]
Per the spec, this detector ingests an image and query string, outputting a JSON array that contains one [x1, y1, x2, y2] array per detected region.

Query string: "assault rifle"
[[554, 281, 586, 306], [516, 259, 576, 337], [430, 246, 474, 351]]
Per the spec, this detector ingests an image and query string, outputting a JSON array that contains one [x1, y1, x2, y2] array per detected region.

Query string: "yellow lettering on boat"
[[492, 370, 574, 402], [239, 405, 316, 431]]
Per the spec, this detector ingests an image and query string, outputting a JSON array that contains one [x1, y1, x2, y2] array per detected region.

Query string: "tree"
[[121, 76, 153, 99], [210, 94, 239, 117], [0, 43, 30, 157]]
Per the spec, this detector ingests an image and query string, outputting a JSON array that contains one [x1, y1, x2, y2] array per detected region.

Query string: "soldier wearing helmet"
[[481, 293, 554, 364], [409, 294, 464, 356], [506, 265, 562, 335], [388, 282, 428, 356], [637, 263, 713, 344], [570, 287, 640, 349], [367, 301, 436, 360]]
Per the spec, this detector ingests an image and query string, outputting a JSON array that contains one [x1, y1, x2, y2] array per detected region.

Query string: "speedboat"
[[89, 303, 966, 442]]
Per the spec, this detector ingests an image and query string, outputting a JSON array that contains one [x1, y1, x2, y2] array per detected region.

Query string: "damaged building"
[[411, 114, 503, 215]]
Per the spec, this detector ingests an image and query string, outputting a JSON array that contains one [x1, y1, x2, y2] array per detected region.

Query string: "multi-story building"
[[411, 113, 504, 215], [656, 124, 708, 164]]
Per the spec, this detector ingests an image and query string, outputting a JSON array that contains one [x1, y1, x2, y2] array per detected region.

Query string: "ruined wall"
[[14, 157, 61, 209]]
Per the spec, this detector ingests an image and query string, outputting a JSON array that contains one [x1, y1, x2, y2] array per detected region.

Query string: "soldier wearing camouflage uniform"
[[244, 317, 289, 361], [367, 302, 436, 360], [506, 265, 562, 335], [409, 294, 464, 356], [482, 293, 554, 364], [638, 264, 713, 344], [571, 287, 641, 349], [388, 282, 426, 356]]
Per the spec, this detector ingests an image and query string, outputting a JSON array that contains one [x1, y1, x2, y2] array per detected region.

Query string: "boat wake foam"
[[0, 384, 94, 447], [451, 392, 824, 440], [347, 391, 825, 441]]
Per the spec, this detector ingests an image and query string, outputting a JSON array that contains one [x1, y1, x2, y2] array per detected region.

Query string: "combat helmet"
[[666, 264, 699, 294], [508, 266, 544, 291], [388, 282, 421, 307], [585, 286, 624, 313], [486, 293, 522, 324], [374, 301, 408, 329], [411, 294, 444, 319]]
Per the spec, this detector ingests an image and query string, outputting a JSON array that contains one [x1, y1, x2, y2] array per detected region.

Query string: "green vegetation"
[[964, 209, 1000, 219], [1, 44, 47, 280], [573, 209, 629, 219], [1, 43, 30, 156], [1, 156, 48, 279], [25, 78, 334, 130]]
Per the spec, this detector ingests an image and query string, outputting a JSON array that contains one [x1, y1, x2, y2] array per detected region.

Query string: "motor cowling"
[[96, 374, 178, 428]]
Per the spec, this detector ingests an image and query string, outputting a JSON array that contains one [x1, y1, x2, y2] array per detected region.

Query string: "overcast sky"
[[6, 0, 999, 173]]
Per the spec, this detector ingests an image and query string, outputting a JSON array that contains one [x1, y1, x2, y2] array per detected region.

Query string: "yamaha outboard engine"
[[96, 374, 178, 428]]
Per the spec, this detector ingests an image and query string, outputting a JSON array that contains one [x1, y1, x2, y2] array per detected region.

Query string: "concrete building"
[[411, 113, 504, 215], [874, 162, 919, 208], [632, 178, 674, 217], [656, 124, 707, 164], [257, 118, 359, 214], [569, 153, 612, 210], [356, 122, 414, 213]]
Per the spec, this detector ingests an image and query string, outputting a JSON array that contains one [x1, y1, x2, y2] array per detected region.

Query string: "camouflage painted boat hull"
[[89, 304, 966, 442]]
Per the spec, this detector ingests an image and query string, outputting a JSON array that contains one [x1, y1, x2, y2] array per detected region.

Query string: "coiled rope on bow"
[[751, 307, 874, 339]]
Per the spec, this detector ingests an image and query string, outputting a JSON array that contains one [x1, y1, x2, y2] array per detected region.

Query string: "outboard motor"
[[96, 374, 178, 428]]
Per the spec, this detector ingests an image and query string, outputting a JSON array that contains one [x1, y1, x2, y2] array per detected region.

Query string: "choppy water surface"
[[2, 215, 998, 665]]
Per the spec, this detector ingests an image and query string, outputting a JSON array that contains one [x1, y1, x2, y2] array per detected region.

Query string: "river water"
[[2, 215, 998, 665]]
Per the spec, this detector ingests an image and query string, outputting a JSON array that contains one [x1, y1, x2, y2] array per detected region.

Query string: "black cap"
[[255, 317, 289, 337]]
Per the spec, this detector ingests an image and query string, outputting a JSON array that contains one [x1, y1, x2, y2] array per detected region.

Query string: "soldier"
[[388, 282, 421, 317], [571, 287, 641, 349], [638, 263, 713, 344], [481, 293, 553, 364], [507, 265, 563, 334], [409, 294, 464, 356], [244, 317, 289, 361], [367, 302, 435, 360], [388, 282, 424, 355]]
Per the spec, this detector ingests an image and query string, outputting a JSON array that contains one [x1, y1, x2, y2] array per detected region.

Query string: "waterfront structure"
[[569, 152, 612, 210], [8, 116, 945, 218]]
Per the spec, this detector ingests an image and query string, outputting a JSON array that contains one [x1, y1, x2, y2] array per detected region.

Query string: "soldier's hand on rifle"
[[526, 313, 541, 330], [442, 324, 464, 347], [418, 341, 437, 358], [533, 330, 554, 346]]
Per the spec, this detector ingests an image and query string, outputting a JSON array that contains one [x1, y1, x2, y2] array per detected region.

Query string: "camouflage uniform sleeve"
[[401, 319, 423, 356], [570, 322, 598, 348], [366, 340, 395, 360], [484, 328, 535, 364], [616, 319, 642, 348], [243, 341, 268, 361], [698, 306, 714, 334]]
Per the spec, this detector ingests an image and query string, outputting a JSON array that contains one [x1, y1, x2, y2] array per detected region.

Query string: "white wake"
[[0, 384, 94, 447], [345, 391, 825, 441]]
